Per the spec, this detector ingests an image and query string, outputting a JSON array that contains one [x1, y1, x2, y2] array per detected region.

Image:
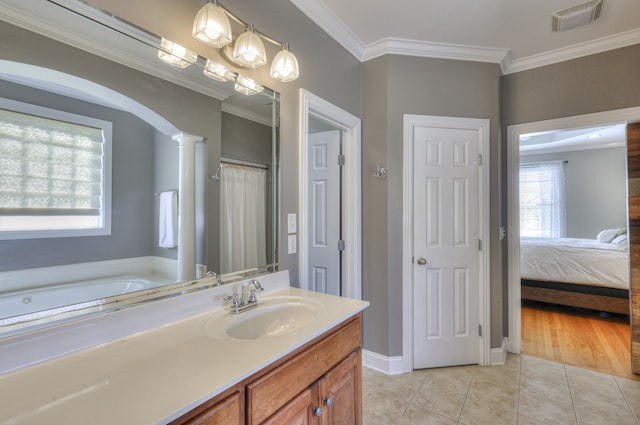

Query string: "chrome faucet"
[[224, 279, 264, 314], [206, 270, 223, 286]]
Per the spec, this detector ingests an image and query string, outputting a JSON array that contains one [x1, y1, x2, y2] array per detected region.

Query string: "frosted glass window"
[[0, 98, 112, 239], [520, 161, 566, 238]]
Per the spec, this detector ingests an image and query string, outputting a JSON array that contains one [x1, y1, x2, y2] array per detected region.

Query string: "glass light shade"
[[234, 75, 264, 96], [192, 2, 232, 48], [232, 26, 267, 68], [203, 60, 236, 82], [158, 38, 197, 68], [270, 45, 299, 82]]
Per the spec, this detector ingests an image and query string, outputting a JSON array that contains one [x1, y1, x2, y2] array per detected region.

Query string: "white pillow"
[[597, 229, 617, 243], [612, 234, 627, 245]]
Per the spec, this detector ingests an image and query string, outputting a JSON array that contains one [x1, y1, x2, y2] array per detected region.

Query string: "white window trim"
[[0, 97, 112, 240]]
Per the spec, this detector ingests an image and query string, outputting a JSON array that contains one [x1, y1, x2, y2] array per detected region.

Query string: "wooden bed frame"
[[521, 279, 630, 315]]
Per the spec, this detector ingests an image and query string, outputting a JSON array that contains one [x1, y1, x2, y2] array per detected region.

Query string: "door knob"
[[313, 406, 323, 417], [417, 258, 427, 266], [324, 397, 333, 407]]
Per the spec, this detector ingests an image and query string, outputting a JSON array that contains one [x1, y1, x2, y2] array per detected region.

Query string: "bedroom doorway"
[[507, 108, 640, 379]]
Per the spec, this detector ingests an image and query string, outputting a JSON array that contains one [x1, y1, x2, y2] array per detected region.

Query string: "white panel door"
[[307, 130, 341, 295], [413, 126, 480, 368]]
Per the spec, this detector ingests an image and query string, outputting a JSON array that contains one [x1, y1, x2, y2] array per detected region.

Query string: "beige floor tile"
[[411, 381, 466, 420], [574, 405, 639, 425], [519, 373, 573, 406], [458, 394, 518, 425], [397, 403, 458, 425], [566, 365, 619, 391], [616, 377, 640, 421], [518, 414, 554, 425], [521, 355, 568, 386], [518, 391, 577, 425], [419, 365, 477, 395], [364, 368, 425, 403], [362, 391, 409, 425], [472, 365, 520, 391], [468, 377, 519, 406]]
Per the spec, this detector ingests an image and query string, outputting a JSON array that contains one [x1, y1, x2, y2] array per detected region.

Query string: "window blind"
[[0, 108, 104, 216], [520, 160, 566, 238]]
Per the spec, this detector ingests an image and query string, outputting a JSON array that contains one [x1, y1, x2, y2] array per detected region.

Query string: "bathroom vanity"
[[0, 271, 368, 424], [173, 314, 362, 425]]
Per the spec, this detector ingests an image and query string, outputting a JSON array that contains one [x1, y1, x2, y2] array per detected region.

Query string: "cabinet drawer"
[[171, 389, 243, 425], [246, 315, 361, 424]]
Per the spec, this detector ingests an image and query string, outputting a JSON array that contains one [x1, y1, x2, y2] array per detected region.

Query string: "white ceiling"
[[290, 0, 640, 73], [520, 123, 626, 155]]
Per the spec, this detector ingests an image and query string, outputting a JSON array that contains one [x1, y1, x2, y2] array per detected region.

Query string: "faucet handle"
[[223, 293, 239, 308]]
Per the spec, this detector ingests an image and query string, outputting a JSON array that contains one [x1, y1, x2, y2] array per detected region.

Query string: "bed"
[[520, 234, 630, 315]]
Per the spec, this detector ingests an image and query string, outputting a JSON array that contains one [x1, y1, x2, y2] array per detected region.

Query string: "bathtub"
[[0, 274, 165, 325]]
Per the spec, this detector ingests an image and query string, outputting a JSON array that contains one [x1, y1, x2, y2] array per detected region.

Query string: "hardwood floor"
[[521, 300, 639, 381]]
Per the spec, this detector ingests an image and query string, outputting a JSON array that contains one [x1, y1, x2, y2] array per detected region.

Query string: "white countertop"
[[0, 283, 368, 424]]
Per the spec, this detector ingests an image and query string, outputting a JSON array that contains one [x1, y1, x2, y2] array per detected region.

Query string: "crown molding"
[[0, 0, 233, 101], [288, 0, 365, 60], [222, 103, 272, 127], [289, 0, 640, 75], [503, 27, 640, 74], [363, 37, 510, 64]]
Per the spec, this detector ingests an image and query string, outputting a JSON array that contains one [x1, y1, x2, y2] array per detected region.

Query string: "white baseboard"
[[362, 349, 405, 375], [490, 337, 508, 365]]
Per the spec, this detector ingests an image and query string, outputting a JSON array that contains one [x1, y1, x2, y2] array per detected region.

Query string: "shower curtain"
[[219, 164, 267, 274]]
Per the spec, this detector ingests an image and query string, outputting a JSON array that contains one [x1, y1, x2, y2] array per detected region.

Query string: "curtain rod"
[[221, 157, 268, 169]]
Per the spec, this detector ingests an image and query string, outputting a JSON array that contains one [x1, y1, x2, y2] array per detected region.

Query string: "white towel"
[[159, 191, 178, 248]]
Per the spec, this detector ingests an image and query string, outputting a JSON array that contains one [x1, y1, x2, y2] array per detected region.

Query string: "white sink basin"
[[204, 296, 322, 340]]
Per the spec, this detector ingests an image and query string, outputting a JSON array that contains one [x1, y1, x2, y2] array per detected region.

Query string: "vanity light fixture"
[[192, 0, 232, 48], [203, 59, 236, 82], [158, 38, 197, 68], [191, 0, 300, 82], [232, 24, 267, 69], [234, 75, 263, 96], [270, 43, 299, 82]]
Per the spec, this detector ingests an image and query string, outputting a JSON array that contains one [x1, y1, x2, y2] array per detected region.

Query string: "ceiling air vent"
[[552, 0, 603, 32]]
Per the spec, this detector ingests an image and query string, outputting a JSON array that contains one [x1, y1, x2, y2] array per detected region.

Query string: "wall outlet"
[[288, 234, 297, 254], [287, 213, 297, 234]]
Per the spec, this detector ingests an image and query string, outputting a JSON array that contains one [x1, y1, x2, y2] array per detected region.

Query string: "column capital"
[[172, 132, 204, 146]]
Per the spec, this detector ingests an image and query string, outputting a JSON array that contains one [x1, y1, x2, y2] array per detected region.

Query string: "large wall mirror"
[[0, 0, 280, 335]]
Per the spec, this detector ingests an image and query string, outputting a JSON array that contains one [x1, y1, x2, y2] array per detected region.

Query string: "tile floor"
[[363, 354, 640, 425]]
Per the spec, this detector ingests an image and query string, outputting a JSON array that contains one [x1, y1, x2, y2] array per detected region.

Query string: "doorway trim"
[[299, 89, 362, 299], [402, 114, 491, 373], [506, 107, 640, 354]]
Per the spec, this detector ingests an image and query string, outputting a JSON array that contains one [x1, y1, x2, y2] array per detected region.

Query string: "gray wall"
[[362, 55, 503, 355], [502, 43, 640, 339], [0, 79, 156, 273], [521, 147, 627, 239]]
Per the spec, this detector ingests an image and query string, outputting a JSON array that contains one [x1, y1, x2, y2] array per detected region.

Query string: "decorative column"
[[172, 133, 204, 282]]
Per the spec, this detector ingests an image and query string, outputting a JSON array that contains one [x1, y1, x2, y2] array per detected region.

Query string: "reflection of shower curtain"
[[220, 164, 267, 274]]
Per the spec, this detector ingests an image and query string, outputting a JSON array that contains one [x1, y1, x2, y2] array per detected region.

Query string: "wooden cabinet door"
[[262, 388, 319, 425], [180, 392, 242, 425], [318, 351, 362, 425]]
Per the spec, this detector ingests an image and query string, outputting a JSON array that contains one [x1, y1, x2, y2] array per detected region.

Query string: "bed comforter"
[[520, 237, 629, 290]]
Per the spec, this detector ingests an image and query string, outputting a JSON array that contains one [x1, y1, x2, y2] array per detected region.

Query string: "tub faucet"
[[241, 279, 264, 305], [206, 271, 223, 286]]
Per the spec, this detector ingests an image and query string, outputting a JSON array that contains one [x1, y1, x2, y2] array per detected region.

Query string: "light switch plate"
[[287, 213, 297, 234], [288, 234, 297, 254]]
